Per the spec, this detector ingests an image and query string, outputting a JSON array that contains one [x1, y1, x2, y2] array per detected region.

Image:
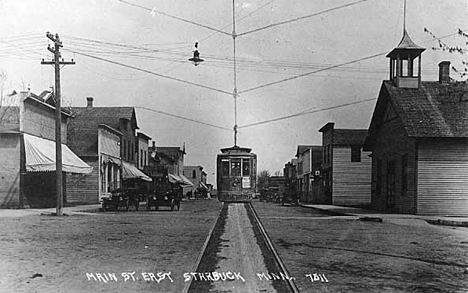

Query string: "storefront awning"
[[24, 133, 93, 174], [168, 173, 193, 186], [168, 173, 182, 184], [179, 174, 194, 187], [122, 161, 152, 181], [199, 182, 208, 190]]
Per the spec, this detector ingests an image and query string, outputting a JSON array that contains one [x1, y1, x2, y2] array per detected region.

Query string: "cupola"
[[387, 29, 425, 88]]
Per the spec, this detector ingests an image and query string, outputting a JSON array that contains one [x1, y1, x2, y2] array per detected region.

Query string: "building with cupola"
[[364, 28, 468, 216]]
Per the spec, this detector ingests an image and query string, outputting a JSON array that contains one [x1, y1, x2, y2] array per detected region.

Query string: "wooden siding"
[[417, 140, 468, 216], [66, 159, 99, 204], [99, 128, 120, 158], [23, 100, 67, 143], [370, 102, 417, 214], [332, 147, 371, 206], [0, 134, 20, 207]]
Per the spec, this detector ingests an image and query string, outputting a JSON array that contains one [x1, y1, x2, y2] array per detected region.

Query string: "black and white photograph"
[[0, 0, 468, 292]]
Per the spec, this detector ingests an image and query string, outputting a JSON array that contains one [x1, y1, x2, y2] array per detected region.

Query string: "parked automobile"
[[281, 193, 298, 206], [101, 188, 139, 212], [146, 187, 181, 211]]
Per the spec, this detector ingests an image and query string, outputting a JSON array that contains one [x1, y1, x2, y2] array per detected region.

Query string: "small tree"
[[424, 27, 468, 80], [257, 170, 270, 190]]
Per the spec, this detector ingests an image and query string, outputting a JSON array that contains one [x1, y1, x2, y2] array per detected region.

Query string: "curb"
[[425, 219, 468, 228], [299, 204, 353, 217]]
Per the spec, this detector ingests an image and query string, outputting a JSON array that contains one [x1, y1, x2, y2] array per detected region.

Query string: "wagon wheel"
[[125, 199, 131, 211], [146, 198, 151, 211], [134, 196, 139, 211], [170, 199, 175, 211]]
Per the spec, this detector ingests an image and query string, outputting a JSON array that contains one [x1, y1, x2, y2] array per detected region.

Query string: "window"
[[401, 154, 408, 196], [221, 160, 229, 176], [231, 158, 241, 176], [101, 163, 106, 192], [376, 159, 382, 196], [192, 170, 196, 179], [351, 146, 361, 162], [123, 139, 127, 159], [242, 159, 250, 176], [140, 149, 143, 168], [387, 160, 396, 208]]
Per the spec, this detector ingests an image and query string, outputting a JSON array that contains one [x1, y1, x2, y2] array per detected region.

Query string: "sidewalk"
[[300, 204, 468, 227], [0, 204, 102, 218]]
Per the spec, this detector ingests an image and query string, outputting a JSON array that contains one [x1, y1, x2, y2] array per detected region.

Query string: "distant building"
[[319, 122, 371, 206], [283, 158, 298, 199], [183, 165, 208, 195], [364, 29, 468, 216], [0, 91, 91, 208], [136, 132, 151, 170], [66, 97, 150, 203], [295, 145, 322, 203], [148, 144, 193, 188], [268, 175, 285, 197]]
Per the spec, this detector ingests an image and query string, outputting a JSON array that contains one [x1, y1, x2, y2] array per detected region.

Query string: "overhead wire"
[[237, 0, 372, 37], [65, 48, 233, 96], [238, 52, 388, 94], [135, 106, 231, 131], [116, 0, 231, 36], [238, 97, 376, 129]]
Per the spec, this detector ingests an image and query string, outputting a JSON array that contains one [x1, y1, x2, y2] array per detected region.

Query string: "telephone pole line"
[[41, 32, 75, 216]]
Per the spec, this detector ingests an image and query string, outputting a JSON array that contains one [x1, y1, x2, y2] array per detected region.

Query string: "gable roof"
[[333, 129, 368, 146], [68, 107, 137, 156], [295, 145, 313, 157], [365, 80, 468, 149]]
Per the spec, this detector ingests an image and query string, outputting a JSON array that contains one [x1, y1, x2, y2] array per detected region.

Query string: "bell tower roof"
[[387, 29, 425, 58]]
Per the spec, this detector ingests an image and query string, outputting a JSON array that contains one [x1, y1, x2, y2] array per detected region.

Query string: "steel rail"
[[181, 203, 225, 293], [246, 202, 301, 293]]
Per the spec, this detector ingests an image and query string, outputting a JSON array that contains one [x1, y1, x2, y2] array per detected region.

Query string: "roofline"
[[137, 132, 152, 140], [98, 124, 123, 136], [24, 95, 73, 117], [319, 122, 335, 133]]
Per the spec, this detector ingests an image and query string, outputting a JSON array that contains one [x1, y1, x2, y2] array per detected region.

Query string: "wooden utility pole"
[[41, 32, 75, 216]]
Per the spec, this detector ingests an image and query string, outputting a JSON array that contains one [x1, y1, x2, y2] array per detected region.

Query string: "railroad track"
[[184, 202, 300, 293]]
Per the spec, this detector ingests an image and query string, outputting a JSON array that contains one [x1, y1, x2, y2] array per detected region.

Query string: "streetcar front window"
[[231, 158, 241, 176], [221, 160, 230, 176], [242, 159, 250, 176]]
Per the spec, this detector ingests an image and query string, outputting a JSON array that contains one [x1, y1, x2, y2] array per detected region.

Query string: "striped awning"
[[168, 173, 193, 187], [122, 161, 152, 181], [24, 133, 93, 174], [199, 182, 208, 190], [179, 174, 194, 187]]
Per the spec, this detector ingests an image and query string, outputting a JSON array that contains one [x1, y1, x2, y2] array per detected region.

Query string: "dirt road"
[[0, 200, 222, 293]]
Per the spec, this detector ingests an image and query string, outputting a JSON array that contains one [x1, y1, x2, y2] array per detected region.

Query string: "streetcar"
[[216, 145, 257, 202]]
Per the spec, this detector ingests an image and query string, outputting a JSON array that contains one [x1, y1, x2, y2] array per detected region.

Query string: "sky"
[[0, 0, 467, 184]]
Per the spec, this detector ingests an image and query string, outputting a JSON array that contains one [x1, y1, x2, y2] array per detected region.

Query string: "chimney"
[[438, 61, 451, 83], [86, 97, 94, 107]]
